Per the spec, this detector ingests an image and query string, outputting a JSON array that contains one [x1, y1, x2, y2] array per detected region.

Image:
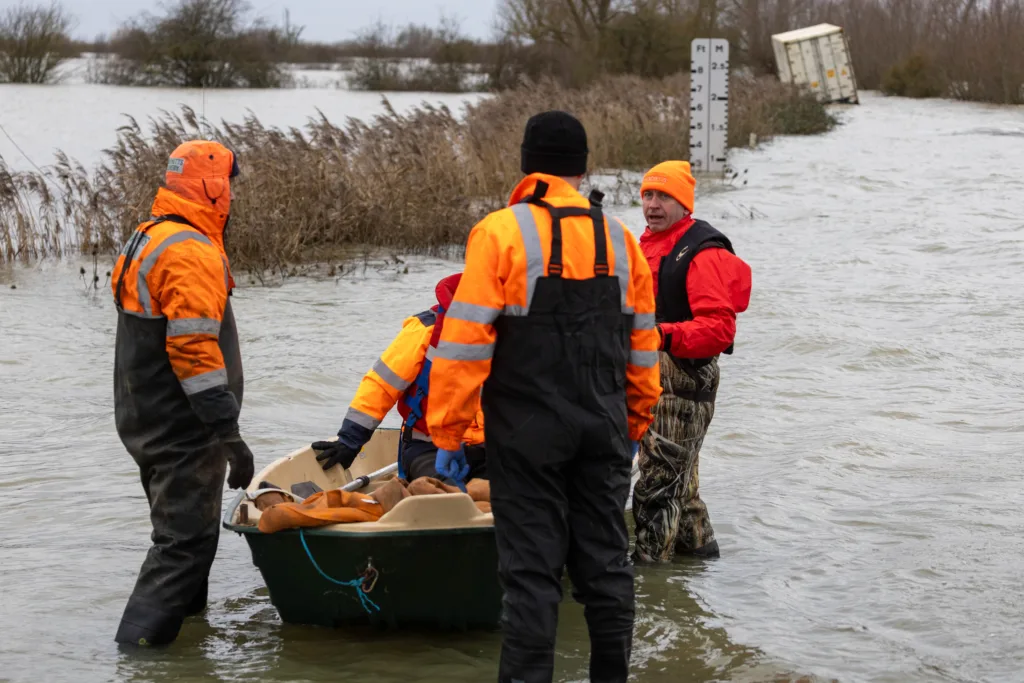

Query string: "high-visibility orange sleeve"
[[618, 221, 662, 441], [338, 315, 431, 449], [153, 237, 239, 434], [427, 216, 505, 451]]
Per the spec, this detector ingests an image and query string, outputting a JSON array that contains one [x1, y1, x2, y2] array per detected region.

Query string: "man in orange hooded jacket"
[[312, 273, 488, 484], [111, 140, 254, 646], [631, 160, 752, 562]]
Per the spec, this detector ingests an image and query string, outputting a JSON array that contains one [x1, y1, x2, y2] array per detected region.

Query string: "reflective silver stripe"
[[120, 232, 151, 257], [180, 368, 228, 395], [121, 308, 164, 321], [503, 304, 528, 316], [114, 233, 151, 311], [167, 317, 221, 337], [607, 217, 630, 312], [435, 340, 495, 361], [447, 301, 501, 325], [344, 407, 381, 431], [510, 203, 544, 315], [372, 359, 411, 391], [633, 312, 656, 331], [137, 231, 214, 316], [425, 345, 437, 361], [411, 429, 432, 442], [629, 350, 659, 368]]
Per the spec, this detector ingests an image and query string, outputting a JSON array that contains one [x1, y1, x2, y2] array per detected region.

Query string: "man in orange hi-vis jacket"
[[426, 111, 662, 683], [110, 140, 254, 647]]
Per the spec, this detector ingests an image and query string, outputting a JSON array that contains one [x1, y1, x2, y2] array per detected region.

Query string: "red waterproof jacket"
[[639, 216, 752, 359]]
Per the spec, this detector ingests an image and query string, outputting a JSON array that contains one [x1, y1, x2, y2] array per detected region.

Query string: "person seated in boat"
[[311, 273, 486, 487]]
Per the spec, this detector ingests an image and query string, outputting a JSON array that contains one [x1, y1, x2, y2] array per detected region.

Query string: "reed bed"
[[0, 74, 833, 272]]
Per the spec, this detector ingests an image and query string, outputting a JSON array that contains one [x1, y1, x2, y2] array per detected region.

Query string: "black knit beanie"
[[520, 110, 588, 177]]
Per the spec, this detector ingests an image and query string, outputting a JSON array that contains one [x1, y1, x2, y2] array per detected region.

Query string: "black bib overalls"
[[484, 186, 636, 683]]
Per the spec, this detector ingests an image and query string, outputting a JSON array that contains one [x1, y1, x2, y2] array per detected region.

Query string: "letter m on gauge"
[[690, 38, 730, 176]]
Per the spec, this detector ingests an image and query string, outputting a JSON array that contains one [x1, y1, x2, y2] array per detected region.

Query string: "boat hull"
[[224, 428, 637, 630], [235, 522, 503, 630]]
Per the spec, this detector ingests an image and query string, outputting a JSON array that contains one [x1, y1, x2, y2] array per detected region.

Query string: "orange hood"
[[150, 188, 230, 255], [158, 139, 237, 251], [165, 140, 236, 213]]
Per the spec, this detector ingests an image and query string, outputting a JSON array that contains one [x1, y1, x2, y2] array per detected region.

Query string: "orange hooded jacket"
[[425, 173, 662, 451], [111, 140, 244, 453]]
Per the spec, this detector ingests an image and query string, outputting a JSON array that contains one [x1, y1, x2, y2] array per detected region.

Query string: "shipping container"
[[771, 23, 858, 104]]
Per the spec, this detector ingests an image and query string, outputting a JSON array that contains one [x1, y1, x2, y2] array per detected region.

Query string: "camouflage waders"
[[632, 353, 720, 562]]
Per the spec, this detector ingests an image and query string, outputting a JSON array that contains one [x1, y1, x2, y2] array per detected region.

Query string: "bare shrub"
[[881, 53, 946, 98], [346, 17, 480, 92], [88, 0, 290, 88], [0, 1, 73, 84]]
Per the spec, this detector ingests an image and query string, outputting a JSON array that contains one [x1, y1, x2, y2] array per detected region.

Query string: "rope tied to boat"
[[298, 529, 381, 615]]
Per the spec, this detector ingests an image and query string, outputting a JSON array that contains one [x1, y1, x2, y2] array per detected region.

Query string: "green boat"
[[222, 428, 503, 630], [224, 428, 641, 631]]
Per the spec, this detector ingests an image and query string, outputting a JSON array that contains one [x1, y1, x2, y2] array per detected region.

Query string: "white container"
[[771, 23, 858, 104]]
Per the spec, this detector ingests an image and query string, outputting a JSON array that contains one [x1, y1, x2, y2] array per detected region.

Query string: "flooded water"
[[0, 74, 483, 173], [2, 87, 1024, 683]]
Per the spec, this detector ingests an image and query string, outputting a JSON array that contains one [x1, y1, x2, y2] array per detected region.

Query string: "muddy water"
[[2, 91, 1024, 683]]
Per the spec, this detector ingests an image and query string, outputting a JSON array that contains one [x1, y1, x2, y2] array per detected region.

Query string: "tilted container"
[[772, 23, 858, 104]]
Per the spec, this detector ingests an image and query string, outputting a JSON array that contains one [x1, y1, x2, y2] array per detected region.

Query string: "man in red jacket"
[[631, 160, 751, 562]]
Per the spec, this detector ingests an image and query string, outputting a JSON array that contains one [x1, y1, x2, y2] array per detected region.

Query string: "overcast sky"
[[0, 0, 500, 42]]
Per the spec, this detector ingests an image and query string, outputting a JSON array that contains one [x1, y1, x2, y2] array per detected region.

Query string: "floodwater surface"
[[1, 87, 1023, 683]]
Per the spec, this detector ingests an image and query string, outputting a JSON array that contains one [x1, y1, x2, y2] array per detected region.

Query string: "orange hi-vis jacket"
[[111, 187, 243, 454], [426, 173, 662, 451], [339, 275, 485, 453]]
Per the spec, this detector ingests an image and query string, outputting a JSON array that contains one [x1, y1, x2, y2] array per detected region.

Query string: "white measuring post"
[[689, 38, 730, 176]]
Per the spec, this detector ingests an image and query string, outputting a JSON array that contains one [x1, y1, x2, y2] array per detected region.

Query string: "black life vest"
[[655, 219, 735, 369]]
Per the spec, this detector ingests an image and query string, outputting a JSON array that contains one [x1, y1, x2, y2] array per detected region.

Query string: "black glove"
[[311, 441, 359, 471], [223, 436, 255, 490]]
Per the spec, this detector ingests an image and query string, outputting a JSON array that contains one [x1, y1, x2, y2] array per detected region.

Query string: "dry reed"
[[0, 74, 832, 272]]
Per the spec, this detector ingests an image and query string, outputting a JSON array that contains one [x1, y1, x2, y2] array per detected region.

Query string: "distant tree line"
[[1, 0, 1023, 103], [0, 1, 72, 84], [87, 0, 298, 87]]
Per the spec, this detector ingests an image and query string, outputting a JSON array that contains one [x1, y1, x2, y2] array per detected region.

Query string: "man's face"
[[642, 189, 687, 232]]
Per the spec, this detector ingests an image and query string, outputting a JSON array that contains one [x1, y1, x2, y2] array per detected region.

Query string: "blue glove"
[[631, 440, 640, 458], [435, 446, 470, 485]]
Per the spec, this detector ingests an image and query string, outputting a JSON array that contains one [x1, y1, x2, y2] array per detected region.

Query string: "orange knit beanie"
[[640, 161, 695, 213]]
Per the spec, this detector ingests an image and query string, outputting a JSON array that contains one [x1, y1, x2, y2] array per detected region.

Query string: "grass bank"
[[0, 74, 834, 272]]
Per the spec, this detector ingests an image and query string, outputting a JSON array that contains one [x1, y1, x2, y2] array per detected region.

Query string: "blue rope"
[[298, 529, 381, 614]]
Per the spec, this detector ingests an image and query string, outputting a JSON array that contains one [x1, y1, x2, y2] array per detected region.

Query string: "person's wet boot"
[[589, 633, 632, 683], [116, 442, 225, 647], [184, 577, 209, 617], [497, 642, 555, 683], [114, 598, 184, 647]]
